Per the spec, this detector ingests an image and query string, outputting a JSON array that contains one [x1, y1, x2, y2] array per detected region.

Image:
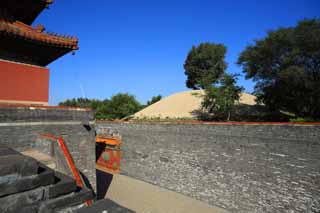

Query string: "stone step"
[[0, 150, 39, 177], [0, 178, 93, 213], [0, 184, 46, 213], [45, 171, 77, 199], [73, 199, 135, 213], [38, 187, 94, 213], [0, 147, 18, 156], [0, 147, 94, 213], [0, 163, 55, 197]]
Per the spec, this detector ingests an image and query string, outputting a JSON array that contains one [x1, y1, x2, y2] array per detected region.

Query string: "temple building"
[[0, 0, 78, 105]]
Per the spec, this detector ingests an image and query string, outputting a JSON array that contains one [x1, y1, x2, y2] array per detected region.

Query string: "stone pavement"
[[105, 174, 229, 213]]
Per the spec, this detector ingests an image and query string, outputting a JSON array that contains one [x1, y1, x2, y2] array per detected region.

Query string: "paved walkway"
[[105, 174, 229, 213]]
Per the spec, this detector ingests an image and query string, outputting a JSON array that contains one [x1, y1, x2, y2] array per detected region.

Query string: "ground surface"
[[133, 90, 256, 119], [106, 174, 229, 213]]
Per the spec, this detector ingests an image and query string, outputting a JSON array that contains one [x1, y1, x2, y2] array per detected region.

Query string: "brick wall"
[[96, 122, 320, 213], [0, 59, 49, 105], [0, 106, 96, 191]]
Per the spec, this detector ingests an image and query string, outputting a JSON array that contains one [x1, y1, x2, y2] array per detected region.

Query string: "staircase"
[[0, 147, 94, 213]]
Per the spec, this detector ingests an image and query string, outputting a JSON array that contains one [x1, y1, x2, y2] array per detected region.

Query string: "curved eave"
[[0, 0, 53, 25], [0, 21, 79, 50], [0, 31, 79, 66]]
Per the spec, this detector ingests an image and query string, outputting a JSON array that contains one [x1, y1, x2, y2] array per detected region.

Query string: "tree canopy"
[[59, 98, 102, 109], [102, 93, 142, 120], [59, 93, 142, 120], [184, 43, 227, 89], [238, 19, 320, 118], [201, 74, 243, 121]]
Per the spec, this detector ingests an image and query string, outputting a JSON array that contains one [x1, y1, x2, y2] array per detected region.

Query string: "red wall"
[[0, 60, 49, 105]]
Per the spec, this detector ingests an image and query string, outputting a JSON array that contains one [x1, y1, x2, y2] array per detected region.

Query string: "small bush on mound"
[[131, 116, 196, 122], [200, 74, 244, 121], [289, 117, 320, 122], [193, 104, 292, 122]]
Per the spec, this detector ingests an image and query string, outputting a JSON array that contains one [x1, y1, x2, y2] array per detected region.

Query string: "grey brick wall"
[[0, 106, 96, 191], [96, 122, 320, 213], [0, 106, 94, 122]]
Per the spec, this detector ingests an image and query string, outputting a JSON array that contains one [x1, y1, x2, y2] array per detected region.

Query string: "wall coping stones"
[[0, 106, 94, 123], [0, 121, 95, 127], [97, 120, 320, 126], [0, 104, 91, 111], [0, 154, 39, 177]]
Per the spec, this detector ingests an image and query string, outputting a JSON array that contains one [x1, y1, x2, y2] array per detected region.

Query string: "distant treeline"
[[59, 94, 161, 120]]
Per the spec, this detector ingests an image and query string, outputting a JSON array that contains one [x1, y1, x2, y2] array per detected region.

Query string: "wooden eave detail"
[[0, 20, 78, 50]]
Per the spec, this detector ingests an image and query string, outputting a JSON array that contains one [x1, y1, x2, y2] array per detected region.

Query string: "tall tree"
[[184, 43, 227, 89], [238, 19, 320, 118]]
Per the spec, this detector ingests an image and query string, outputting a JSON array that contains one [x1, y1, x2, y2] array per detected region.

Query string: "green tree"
[[201, 74, 243, 121], [58, 94, 142, 120], [184, 43, 227, 89], [94, 99, 110, 120], [59, 98, 101, 109], [146, 95, 162, 106], [102, 93, 142, 120], [237, 19, 320, 118]]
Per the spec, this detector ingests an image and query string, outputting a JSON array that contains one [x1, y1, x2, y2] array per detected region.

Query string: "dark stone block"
[[0, 147, 18, 156], [74, 199, 135, 213], [0, 186, 45, 213], [38, 187, 94, 213], [19, 205, 39, 213], [0, 164, 55, 197], [45, 171, 77, 199], [0, 154, 39, 177]]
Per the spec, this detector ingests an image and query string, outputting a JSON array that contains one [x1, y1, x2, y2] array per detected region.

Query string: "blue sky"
[[34, 0, 320, 105]]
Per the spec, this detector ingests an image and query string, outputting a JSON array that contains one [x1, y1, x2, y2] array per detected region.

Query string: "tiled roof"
[[0, 0, 54, 25], [0, 20, 78, 50]]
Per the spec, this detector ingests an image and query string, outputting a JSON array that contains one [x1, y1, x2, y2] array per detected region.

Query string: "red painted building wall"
[[0, 60, 49, 105]]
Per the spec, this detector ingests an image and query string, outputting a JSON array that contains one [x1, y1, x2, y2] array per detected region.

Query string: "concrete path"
[[106, 174, 229, 213]]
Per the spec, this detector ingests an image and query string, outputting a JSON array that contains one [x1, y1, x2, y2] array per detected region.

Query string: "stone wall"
[[0, 106, 96, 191], [96, 122, 320, 213]]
